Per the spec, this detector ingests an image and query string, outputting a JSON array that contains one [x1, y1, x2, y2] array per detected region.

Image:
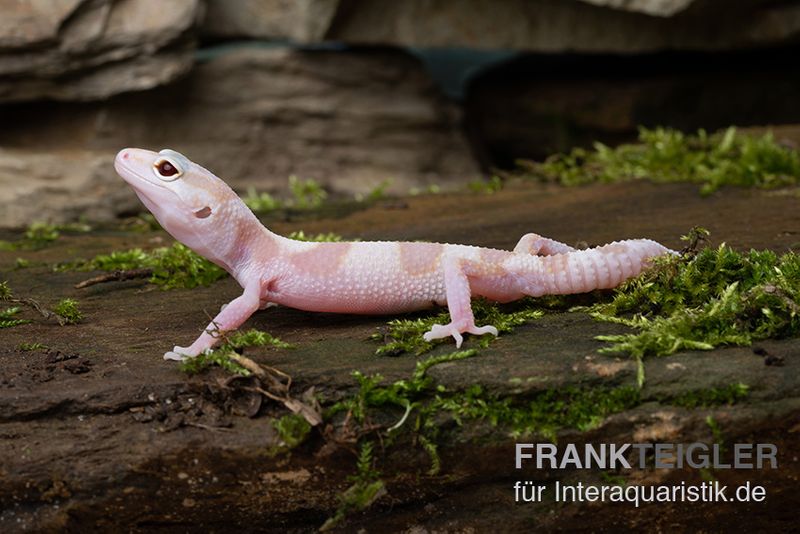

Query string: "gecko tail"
[[519, 239, 674, 296]]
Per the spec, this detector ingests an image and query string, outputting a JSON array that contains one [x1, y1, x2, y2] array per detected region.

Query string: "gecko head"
[[114, 148, 238, 236]]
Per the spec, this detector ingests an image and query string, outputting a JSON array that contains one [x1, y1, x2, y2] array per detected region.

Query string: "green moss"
[[0, 221, 92, 250], [372, 298, 545, 356], [180, 349, 252, 376], [332, 349, 752, 453], [355, 179, 393, 203], [1, 283, 30, 328], [225, 328, 293, 350], [24, 222, 60, 244], [0, 281, 12, 300], [599, 471, 626, 486], [468, 175, 504, 194], [321, 441, 385, 532], [243, 176, 327, 214], [706, 415, 725, 447], [272, 413, 312, 449], [18, 342, 46, 351], [666, 383, 749, 409], [289, 175, 327, 209], [513, 126, 800, 195], [0, 222, 59, 250], [179, 328, 291, 375], [332, 349, 641, 444], [243, 188, 282, 213], [52, 298, 82, 325], [587, 235, 800, 357], [150, 244, 227, 289], [60, 242, 227, 289], [430, 384, 641, 441], [0, 306, 30, 328], [409, 184, 441, 196], [286, 230, 346, 242]]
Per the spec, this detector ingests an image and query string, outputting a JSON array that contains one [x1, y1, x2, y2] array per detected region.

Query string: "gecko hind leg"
[[423, 256, 499, 348], [514, 233, 576, 256]]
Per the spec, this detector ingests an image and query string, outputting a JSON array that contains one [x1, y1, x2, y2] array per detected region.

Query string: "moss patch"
[[321, 441, 385, 532], [243, 175, 328, 214], [0, 306, 30, 329], [286, 230, 346, 242], [180, 328, 292, 375], [52, 298, 83, 325], [512, 126, 800, 195], [666, 383, 750, 409], [60, 243, 227, 289], [0, 221, 91, 250], [272, 413, 312, 449], [586, 236, 800, 357], [372, 298, 545, 356]]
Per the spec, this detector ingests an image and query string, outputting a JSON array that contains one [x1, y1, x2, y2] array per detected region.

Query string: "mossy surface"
[[587, 235, 800, 357], [52, 298, 83, 325], [286, 230, 346, 242], [0, 306, 29, 328], [180, 328, 292, 375], [666, 383, 749, 409], [512, 126, 800, 195], [243, 175, 328, 214], [372, 298, 546, 356], [0, 221, 90, 250], [272, 413, 312, 449], [59, 243, 227, 289], [321, 441, 385, 531]]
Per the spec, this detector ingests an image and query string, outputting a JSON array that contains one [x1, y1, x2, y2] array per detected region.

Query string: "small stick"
[[74, 268, 153, 289]]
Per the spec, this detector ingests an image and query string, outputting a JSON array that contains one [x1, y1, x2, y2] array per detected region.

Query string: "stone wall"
[[1, 0, 799, 226], [0, 47, 475, 226]]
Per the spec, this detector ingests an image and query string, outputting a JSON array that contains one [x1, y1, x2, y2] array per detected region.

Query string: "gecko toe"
[[164, 351, 184, 361], [423, 323, 465, 347], [469, 324, 499, 337]]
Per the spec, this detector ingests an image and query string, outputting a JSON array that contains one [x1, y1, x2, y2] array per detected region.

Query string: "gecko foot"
[[423, 322, 499, 348], [163, 346, 196, 361]]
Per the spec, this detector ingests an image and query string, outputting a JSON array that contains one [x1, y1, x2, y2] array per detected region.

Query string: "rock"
[[325, 0, 800, 53], [0, 47, 478, 227], [201, 0, 340, 42], [0, 0, 201, 102], [1, 181, 799, 531], [577, 0, 695, 17], [0, 148, 138, 227], [466, 50, 800, 164]]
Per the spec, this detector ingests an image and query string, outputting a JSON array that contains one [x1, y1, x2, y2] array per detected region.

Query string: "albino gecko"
[[114, 148, 674, 361]]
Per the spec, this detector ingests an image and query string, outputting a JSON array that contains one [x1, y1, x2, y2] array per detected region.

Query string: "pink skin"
[[114, 148, 676, 361]]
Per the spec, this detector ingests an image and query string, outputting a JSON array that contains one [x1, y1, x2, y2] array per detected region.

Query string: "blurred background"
[[1, 0, 799, 227]]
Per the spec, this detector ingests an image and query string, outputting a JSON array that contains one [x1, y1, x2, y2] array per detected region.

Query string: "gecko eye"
[[153, 158, 182, 181]]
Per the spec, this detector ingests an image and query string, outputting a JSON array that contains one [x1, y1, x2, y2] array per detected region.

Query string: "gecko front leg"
[[165, 283, 262, 361], [423, 255, 499, 348]]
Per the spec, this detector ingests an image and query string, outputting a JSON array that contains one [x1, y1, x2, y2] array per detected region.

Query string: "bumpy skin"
[[115, 148, 675, 361]]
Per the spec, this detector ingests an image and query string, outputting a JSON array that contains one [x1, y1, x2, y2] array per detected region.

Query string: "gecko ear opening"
[[193, 206, 212, 219]]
